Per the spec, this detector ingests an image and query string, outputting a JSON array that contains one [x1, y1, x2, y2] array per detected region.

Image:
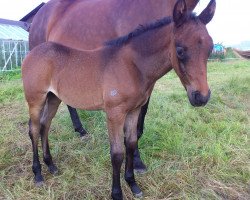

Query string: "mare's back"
[[29, 0, 173, 50]]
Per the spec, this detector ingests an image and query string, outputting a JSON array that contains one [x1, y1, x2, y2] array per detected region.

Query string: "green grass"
[[0, 70, 21, 81], [0, 60, 249, 199]]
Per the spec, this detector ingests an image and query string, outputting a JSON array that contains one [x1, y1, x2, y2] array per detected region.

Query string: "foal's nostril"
[[192, 91, 201, 101], [192, 91, 202, 102]]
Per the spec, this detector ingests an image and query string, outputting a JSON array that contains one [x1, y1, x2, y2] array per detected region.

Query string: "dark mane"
[[105, 16, 172, 47], [105, 13, 199, 47]]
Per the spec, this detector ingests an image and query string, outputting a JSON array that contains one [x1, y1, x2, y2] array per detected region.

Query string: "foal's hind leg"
[[67, 105, 88, 137], [28, 99, 47, 186], [40, 93, 61, 175], [124, 109, 143, 198], [133, 97, 150, 173]]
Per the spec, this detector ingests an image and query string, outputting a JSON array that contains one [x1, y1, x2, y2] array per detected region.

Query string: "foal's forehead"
[[176, 19, 213, 45], [183, 19, 208, 33]]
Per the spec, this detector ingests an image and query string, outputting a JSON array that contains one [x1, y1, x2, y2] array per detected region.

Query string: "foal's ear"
[[198, 0, 216, 25], [173, 0, 188, 27]]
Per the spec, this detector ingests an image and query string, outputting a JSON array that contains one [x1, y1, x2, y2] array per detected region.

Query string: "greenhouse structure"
[[0, 19, 29, 72]]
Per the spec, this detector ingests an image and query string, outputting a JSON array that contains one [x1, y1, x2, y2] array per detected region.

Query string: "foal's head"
[[171, 0, 216, 107]]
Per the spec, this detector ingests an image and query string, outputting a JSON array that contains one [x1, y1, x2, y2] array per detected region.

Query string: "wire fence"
[[208, 57, 244, 62], [0, 39, 29, 72]]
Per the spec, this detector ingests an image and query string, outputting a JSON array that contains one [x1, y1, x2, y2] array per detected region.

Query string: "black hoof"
[[111, 189, 123, 200], [35, 180, 44, 187], [133, 159, 147, 174], [75, 127, 88, 137], [134, 168, 147, 174], [131, 184, 143, 199], [134, 191, 143, 199], [80, 133, 91, 140], [34, 175, 44, 187], [80, 131, 88, 138], [48, 165, 58, 175]]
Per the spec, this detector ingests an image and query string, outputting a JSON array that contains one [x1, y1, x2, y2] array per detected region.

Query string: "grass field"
[[0, 60, 249, 200]]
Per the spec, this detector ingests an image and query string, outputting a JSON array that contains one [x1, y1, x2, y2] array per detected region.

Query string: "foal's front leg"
[[124, 109, 143, 198], [133, 97, 150, 173], [106, 109, 126, 200]]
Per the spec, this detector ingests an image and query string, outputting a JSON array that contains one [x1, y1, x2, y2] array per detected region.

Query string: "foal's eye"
[[176, 46, 186, 60]]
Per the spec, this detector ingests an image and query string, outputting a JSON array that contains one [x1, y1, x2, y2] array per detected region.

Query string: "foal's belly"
[[57, 87, 104, 111], [51, 66, 104, 111]]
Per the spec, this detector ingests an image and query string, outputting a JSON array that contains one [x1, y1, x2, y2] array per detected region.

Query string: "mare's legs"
[[67, 105, 88, 137], [40, 93, 61, 175], [133, 97, 150, 172], [124, 109, 143, 198], [106, 109, 126, 200]]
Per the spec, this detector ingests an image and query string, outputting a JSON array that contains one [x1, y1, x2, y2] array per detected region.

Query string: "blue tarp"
[[213, 44, 224, 52]]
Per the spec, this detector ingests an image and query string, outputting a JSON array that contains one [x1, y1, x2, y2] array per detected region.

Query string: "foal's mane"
[[105, 13, 198, 47], [105, 16, 172, 47]]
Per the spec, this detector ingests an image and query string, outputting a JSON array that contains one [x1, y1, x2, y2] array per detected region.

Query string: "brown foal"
[[22, 0, 216, 199], [30, 0, 201, 172]]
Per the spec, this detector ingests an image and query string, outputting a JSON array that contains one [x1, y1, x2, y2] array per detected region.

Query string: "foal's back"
[[22, 42, 105, 110], [23, 41, 144, 111]]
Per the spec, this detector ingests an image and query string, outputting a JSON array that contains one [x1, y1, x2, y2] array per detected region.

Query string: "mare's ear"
[[186, 0, 200, 11], [199, 0, 216, 25], [173, 0, 188, 27]]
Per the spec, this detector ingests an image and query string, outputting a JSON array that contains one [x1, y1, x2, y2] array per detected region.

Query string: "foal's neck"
[[129, 25, 174, 89]]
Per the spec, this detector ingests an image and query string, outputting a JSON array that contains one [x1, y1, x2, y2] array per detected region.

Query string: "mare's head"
[[171, 0, 216, 107]]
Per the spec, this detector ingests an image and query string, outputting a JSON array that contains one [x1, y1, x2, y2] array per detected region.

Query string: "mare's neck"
[[129, 25, 174, 89]]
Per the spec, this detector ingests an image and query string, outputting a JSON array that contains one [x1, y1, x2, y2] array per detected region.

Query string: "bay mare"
[[23, 0, 216, 199], [29, 0, 201, 172]]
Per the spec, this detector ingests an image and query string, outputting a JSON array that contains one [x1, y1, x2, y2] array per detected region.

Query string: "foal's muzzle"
[[188, 89, 211, 107]]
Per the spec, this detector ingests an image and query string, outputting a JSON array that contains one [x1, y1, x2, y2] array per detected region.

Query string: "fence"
[[0, 39, 29, 72], [208, 57, 243, 62], [0, 40, 245, 72]]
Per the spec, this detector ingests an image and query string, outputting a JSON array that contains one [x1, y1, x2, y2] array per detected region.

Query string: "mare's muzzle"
[[188, 89, 211, 107]]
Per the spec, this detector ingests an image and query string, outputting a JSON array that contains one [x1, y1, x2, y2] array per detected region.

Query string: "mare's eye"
[[176, 46, 186, 60]]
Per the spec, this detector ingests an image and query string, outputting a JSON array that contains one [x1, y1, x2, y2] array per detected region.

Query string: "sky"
[[0, 0, 249, 46], [194, 0, 250, 46]]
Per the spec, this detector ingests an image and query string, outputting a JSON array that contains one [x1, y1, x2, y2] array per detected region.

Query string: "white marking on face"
[[110, 89, 118, 97]]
